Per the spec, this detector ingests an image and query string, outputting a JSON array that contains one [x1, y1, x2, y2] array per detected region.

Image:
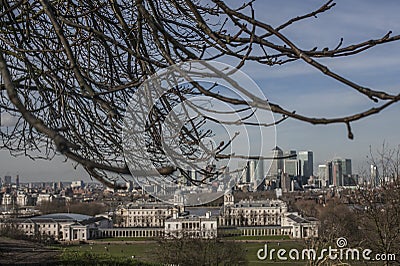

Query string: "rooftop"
[[33, 213, 92, 221], [235, 199, 286, 208]]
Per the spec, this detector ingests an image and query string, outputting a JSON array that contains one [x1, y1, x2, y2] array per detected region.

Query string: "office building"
[[71, 180, 84, 189], [249, 159, 264, 191], [239, 160, 264, 191], [371, 164, 379, 187], [268, 146, 283, 178], [298, 151, 313, 178], [4, 176, 11, 186], [332, 159, 342, 186], [326, 161, 333, 186], [330, 158, 352, 187], [341, 159, 352, 176], [318, 164, 328, 188], [284, 159, 298, 177]]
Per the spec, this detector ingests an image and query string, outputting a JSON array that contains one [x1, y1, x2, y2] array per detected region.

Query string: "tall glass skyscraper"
[[298, 151, 313, 178], [268, 146, 283, 177]]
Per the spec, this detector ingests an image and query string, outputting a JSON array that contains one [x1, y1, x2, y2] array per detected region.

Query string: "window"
[[211, 224, 213, 229]]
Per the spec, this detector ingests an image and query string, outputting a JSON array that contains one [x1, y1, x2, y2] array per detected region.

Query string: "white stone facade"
[[115, 202, 180, 228], [165, 212, 217, 239], [0, 213, 112, 241], [113, 195, 319, 240], [36, 194, 53, 205], [219, 193, 319, 239], [219, 194, 288, 227], [282, 213, 319, 239]]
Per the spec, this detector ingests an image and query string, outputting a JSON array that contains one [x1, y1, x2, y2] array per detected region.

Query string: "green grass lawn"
[[63, 242, 159, 263], [55, 236, 392, 266], [62, 240, 308, 265], [62, 241, 384, 265]]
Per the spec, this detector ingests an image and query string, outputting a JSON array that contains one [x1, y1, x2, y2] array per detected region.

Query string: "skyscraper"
[[249, 159, 264, 191], [284, 159, 298, 177], [298, 151, 313, 178], [284, 150, 297, 160], [268, 146, 283, 177], [182, 167, 199, 186], [283, 150, 298, 177], [318, 164, 328, 187], [238, 160, 264, 191], [330, 158, 352, 187], [326, 161, 333, 186], [281, 173, 291, 192], [371, 164, 379, 187], [332, 159, 342, 186], [341, 159, 353, 186], [341, 159, 352, 176], [4, 176, 11, 186]]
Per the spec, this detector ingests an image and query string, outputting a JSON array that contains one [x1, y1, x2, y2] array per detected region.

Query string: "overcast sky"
[[1, 0, 400, 182]]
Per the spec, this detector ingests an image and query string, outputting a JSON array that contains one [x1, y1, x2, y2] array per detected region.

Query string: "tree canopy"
[[1, 0, 399, 186]]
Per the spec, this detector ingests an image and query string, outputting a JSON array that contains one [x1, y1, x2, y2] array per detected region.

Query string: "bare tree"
[[367, 142, 400, 186], [296, 199, 361, 266], [353, 143, 400, 265], [1, 0, 400, 186], [354, 184, 400, 265]]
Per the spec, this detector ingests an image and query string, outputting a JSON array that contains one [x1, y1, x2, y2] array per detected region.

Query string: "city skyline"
[[0, 145, 361, 184], [0, 140, 389, 183]]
